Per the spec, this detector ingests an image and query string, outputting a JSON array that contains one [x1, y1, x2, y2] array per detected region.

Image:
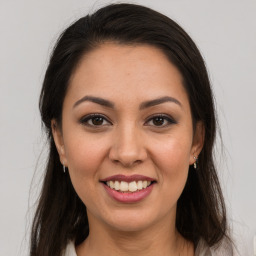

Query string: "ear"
[[51, 119, 67, 166], [189, 121, 205, 165]]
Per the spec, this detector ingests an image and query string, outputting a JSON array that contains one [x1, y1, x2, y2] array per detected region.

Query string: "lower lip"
[[103, 183, 154, 203]]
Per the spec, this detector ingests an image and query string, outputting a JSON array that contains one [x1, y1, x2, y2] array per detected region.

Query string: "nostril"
[[108, 139, 148, 167], [111, 158, 142, 168]]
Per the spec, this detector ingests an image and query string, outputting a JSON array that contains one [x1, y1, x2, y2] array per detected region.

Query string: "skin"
[[52, 43, 204, 256]]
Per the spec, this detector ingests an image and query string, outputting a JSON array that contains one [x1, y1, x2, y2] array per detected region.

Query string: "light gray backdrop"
[[0, 0, 255, 255]]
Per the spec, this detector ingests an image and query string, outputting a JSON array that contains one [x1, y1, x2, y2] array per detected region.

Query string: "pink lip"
[[102, 182, 154, 203], [101, 174, 155, 182]]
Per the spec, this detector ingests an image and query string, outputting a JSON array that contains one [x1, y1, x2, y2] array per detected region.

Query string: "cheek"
[[64, 133, 109, 179], [154, 135, 192, 168], [64, 135, 109, 206], [151, 135, 192, 188]]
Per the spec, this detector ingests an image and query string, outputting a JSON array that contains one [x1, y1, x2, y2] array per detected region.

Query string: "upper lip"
[[100, 174, 155, 183]]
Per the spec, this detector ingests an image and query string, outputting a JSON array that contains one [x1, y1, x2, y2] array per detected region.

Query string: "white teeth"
[[114, 180, 119, 191], [120, 181, 129, 192], [128, 181, 137, 192], [106, 180, 152, 192], [142, 181, 148, 189], [137, 180, 143, 190], [110, 181, 114, 189]]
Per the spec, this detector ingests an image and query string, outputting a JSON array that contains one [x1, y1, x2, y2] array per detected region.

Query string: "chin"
[[103, 208, 162, 233]]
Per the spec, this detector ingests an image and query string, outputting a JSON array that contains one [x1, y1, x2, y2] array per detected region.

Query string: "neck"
[[76, 212, 192, 256]]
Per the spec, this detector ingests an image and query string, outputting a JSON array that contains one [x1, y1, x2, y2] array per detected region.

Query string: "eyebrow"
[[73, 95, 115, 109], [73, 95, 182, 109], [139, 96, 182, 109]]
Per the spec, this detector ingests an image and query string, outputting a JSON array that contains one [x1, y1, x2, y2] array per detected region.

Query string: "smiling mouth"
[[104, 180, 155, 193], [101, 175, 156, 202]]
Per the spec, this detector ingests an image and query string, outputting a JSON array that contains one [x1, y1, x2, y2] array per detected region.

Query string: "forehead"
[[67, 42, 189, 108]]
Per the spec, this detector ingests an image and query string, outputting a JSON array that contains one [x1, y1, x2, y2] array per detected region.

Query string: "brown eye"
[[91, 116, 104, 125], [80, 114, 111, 127], [146, 115, 176, 127], [152, 117, 165, 126]]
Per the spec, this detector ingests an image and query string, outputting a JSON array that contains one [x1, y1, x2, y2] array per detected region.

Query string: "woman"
[[31, 3, 233, 256]]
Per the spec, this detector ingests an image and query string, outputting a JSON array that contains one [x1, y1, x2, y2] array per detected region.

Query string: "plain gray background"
[[0, 0, 255, 255]]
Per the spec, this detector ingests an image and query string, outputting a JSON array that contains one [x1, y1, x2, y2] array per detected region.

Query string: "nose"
[[109, 124, 147, 168]]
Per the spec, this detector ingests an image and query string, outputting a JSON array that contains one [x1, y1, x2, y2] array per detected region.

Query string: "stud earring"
[[193, 155, 198, 169]]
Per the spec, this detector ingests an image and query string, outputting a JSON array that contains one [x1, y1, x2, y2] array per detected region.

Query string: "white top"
[[62, 238, 234, 256]]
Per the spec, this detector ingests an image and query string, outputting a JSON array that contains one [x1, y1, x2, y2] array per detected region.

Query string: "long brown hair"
[[31, 3, 229, 255]]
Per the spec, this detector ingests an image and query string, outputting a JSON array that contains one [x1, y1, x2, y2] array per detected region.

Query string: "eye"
[[145, 115, 176, 127], [80, 114, 111, 127]]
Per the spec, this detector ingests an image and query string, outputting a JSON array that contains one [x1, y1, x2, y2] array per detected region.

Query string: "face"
[[52, 43, 204, 233]]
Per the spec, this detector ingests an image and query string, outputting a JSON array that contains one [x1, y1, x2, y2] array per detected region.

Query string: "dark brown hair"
[[31, 3, 229, 255]]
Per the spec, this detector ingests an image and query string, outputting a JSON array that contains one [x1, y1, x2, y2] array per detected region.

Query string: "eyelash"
[[145, 114, 177, 127], [80, 114, 112, 127], [80, 114, 176, 128]]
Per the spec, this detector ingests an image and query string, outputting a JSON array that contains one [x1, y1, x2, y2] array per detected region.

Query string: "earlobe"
[[190, 121, 205, 165], [51, 119, 67, 164]]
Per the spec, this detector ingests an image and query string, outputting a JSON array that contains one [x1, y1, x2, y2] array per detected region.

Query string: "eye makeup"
[[79, 112, 177, 130]]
